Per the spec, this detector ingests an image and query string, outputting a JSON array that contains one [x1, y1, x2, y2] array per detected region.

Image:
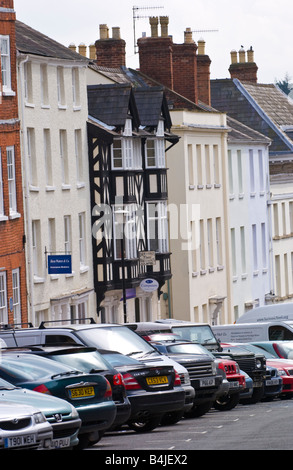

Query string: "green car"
[[0, 376, 80, 449], [0, 352, 117, 448]]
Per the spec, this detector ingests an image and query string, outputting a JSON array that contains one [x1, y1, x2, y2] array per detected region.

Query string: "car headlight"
[[70, 405, 79, 419], [212, 362, 217, 375], [33, 412, 47, 424], [256, 359, 262, 369], [278, 369, 287, 376]]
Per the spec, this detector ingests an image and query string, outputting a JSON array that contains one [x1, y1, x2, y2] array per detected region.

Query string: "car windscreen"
[[101, 352, 142, 367], [77, 326, 159, 358], [277, 341, 293, 359], [0, 377, 17, 389], [236, 344, 275, 359], [164, 342, 214, 356], [171, 325, 219, 346], [49, 350, 111, 373]]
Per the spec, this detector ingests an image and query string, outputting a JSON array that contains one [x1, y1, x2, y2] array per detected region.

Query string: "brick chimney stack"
[[196, 39, 211, 105], [229, 47, 258, 83], [172, 28, 198, 104], [94, 24, 126, 67], [137, 17, 174, 90]]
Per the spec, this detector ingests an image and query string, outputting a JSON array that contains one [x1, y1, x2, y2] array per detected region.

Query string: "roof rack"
[[39, 317, 96, 329], [0, 322, 34, 330]]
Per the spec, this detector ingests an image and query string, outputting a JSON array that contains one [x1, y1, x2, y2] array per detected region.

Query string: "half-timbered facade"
[[87, 83, 179, 322]]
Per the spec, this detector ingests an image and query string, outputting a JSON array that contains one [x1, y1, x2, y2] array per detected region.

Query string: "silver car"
[[0, 402, 53, 450]]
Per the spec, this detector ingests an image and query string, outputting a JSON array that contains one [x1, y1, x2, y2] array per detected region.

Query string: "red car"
[[214, 358, 246, 410]]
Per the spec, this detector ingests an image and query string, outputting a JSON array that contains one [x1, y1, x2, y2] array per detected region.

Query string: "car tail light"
[[174, 370, 181, 386], [104, 379, 112, 398], [122, 373, 141, 390], [113, 373, 124, 386], [217, 362, 225, 372], [33, 384, 52, 395]]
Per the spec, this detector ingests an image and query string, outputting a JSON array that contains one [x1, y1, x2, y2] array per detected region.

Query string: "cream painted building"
[[167, 109, 232, 324], [16, 21, 96, 325]]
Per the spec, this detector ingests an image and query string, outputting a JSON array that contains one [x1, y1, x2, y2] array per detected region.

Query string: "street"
[[89, 399, 293, 452]]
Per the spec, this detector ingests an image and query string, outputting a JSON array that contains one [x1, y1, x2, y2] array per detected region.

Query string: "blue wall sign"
[[48, 255, 72, 274]]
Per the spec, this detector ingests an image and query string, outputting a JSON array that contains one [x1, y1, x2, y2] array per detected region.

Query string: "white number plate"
[[52, 437, 70, 449], [200, 378, 215, 387], [229, 380, 240, 388], [266, 378, 279, 386], [4, 434, 36, 448]]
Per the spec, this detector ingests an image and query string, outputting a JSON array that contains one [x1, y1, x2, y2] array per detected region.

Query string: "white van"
[[236, 303, 293, 324], [212, 321, 293, 343]]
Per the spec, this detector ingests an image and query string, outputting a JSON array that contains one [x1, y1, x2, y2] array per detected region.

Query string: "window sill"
[[80, 265, 89, 274], [65, 271, 75, 278], [45, 186, 56, 192], [0, 215, 8, 222], [58, 104, 68, 110], [29, 185, 40, 192], [25, 102, 35, 108], [9, 211, 21, 220], [73, 105, 81, 111], [62, 184, 71, 191], [34, 276, 45, 284], [76, 182, 85, 189], [2, 89, 16, 97], [41, 104, 51, 109]]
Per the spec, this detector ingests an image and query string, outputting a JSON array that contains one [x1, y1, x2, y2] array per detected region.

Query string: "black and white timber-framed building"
[[87, 83, 179, 322]]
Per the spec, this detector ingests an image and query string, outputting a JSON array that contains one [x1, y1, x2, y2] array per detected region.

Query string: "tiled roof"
[[227, 115, 271, 145], [15, 20, 87, 62], [87, 83, 140, 128]]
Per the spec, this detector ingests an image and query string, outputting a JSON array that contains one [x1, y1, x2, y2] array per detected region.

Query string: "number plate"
[[146, 376, 168, 385], [52, 438, 70, 449], [266, 378, 279, 386], [200, 378, 215, 387], [229, 380, 240, 388], [69, 386, 95, 399], [4, 434, 36, 448]]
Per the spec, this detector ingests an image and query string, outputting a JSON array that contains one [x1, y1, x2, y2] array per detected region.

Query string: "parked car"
[[223, 343, 283, 400], [0, 351, 117, 448], [252, 341, 293, 360], [239, 371, 254, 402], [98, 349, 186, 431], [14, 345, 131, 430], [149, 338, 223, 417], [0, 321, 194, 421], [0, 376, 80, 449], [0, 401, 52, 450], [214, 358, 246, 411]]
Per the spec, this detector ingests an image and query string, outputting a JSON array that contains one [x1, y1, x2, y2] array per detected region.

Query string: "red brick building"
[[0, 0, 27, 325]]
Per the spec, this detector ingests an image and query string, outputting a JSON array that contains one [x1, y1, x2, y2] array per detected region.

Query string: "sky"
[[13, 0, 293, 84]]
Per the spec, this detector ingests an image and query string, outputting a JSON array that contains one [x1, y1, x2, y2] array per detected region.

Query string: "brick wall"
[[0, 0, 28, 324]]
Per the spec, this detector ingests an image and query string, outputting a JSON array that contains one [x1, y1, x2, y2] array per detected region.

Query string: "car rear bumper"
[[126, 388, 186, 419], [75, 402, 117, 434]]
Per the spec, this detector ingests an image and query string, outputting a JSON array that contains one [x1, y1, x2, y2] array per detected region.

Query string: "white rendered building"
[[16, 21, 95, 325]]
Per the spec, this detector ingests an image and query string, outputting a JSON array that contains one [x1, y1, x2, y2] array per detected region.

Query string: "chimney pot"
[[247, 47, 254, 63], [89, 44, 96, 60], [160, 16, 169, 37], [78, 43, 87, 57], [99, 24, 109, 39], [238, 47, 246, 63], [230, 49, 237, 64], [68, 43, 76, 53], [197, 38, 206, 55], [149, 17, 159, 37], [112, 27, 121, 40], [184, 28, 194, 44]]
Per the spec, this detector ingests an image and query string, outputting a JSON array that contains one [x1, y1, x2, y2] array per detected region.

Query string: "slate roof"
[[15, 20, 87, 62], [211, 78, 293, 154], [227, 115, 271, 145], [133, 87, 172, 130], [87, 83, 140, 129]]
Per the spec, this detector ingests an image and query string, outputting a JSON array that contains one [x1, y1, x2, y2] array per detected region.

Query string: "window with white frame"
[[32, 220, 42, 277], [0, 271, 7, 323], [12, 268, 21, 324], [113, 205, 137, 260], [0, 35, 11, 92], [27, 128, 37, 187], [40, 64, 49, 106], [7, 146, 17, 214], [57, 66, 65, 107], [111, 118, 142, 170], [78, 212, 86, 267], [75, 129, 83, 183], [147, 201, 168, 253], [72, 68, 80, 107], [44, 129, 53, 186], [23, 61, 33, 103], [60, 130, 69, 185], [64, 215, 72, 255], [0, 149, 4, 216], [145, 138, 165, 168]]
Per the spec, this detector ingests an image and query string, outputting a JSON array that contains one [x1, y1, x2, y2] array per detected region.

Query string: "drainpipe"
[[18, 54, 35, 325]]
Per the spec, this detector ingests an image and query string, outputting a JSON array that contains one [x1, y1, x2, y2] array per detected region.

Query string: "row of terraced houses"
[[1, 1, 293, 328]]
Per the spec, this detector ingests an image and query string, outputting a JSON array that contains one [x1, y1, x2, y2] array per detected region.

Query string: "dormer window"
[[111, 118, 142, 170], [145, 138, 165, 168]]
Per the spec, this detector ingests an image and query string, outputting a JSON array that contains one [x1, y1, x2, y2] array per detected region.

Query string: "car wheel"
[[128, 415, 162, 433], [160, 410, 184, 426], [184, 401, 212, 418], [214, 392, 240, 411]]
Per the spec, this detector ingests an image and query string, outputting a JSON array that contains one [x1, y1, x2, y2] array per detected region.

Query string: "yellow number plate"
[[146, 376, 168, 385], [69, 386, 95, 399]]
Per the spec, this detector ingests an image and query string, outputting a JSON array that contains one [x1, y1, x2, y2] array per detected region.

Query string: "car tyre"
[[214, 392, 240, 411], [128, 415, 162, 433], [184, 401, 212, 418]]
